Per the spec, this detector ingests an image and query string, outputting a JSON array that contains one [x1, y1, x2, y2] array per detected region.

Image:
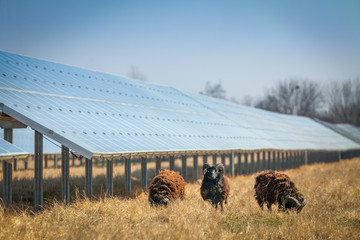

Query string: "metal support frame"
[[221, 154, 226, 166], [203, 154, 208, 164], [303, 151, 306, 165], [141, 157, 147, 188], [212, 154, 217, 165], [244, 152, 248, 174], [296, 152, 300, 167], [61, 145, 70, 204], [229, 152, 235, 177], [124, 157, 131, 193], [54, 154, 58, 169], [272, 151, 276, 170], [193, 154, 198, 180], [13, 159, 17, 171], [256, 152, 260, 172], [250, 152, 254, 173], [237, 153, 242, 175], [155, 156, 161, 175], [106, 157, 113, 197], [169, 155, 175, 170], [24, 158, 28, 169], [44, 155, 48, 168], [34, 131, 43, 211], [2, 160, 12, 208], [3, 128, 13, 208], [262, 151, 266, 171], [286, 152, 291, 169], [85, 158, 92, 198], [181, 155, 187, 180], [267, 151, 272, 170]]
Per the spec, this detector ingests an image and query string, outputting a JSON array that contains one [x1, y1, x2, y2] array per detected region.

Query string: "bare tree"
[[127, 65, 147, 81], [324, 78, 360, 126], [255, 78, 323, 117], [200, 81, 226, 99], [240, 95, 254, 107]]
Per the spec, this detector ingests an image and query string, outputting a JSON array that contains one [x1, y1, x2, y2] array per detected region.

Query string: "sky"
[[1, 0, 360, 102]]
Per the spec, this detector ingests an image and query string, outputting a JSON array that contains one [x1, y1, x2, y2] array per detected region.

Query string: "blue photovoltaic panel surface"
[[0, 138, 27, 158], [0, 50, 359, 159], [335, 124, 360, 144], [183, 92, 360, 150], [0, 127, 61, 154]]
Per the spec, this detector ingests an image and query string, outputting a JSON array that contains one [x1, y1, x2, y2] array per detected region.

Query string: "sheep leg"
[[278, 203, 285, 212], [220, 201, 224, 212], [257, 199, 264, 210], [267, 203, 272, 211], [215, 203, 218, 209]]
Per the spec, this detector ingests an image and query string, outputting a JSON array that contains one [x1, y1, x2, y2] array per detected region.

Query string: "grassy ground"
[[1, 158, 359, 239]]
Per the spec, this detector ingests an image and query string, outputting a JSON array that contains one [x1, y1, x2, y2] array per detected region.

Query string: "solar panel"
[[0, 127, 61, 154], [313, 120, 360, 145], [0, 137, 28, 160], [0, 50, 359, 159], [335, 124, 360, 144]]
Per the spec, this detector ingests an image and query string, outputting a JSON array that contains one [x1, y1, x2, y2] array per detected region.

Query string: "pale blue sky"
[[1, 0, 359, 100]]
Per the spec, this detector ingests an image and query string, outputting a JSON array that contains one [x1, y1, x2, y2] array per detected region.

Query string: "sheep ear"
[[216, 163, 225, 174], [203, 163, 211, 175]]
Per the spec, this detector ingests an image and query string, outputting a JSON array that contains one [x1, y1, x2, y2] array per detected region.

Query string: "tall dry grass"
[[1, 158, 360, 239]]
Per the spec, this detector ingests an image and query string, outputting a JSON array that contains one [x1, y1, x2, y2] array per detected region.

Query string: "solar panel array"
[[0, 138, 28, 160], [0, 50, 359, 159]]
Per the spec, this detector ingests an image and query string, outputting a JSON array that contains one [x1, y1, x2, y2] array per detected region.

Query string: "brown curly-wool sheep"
[[254, 170, 306, 213], [148, 169, 185, 206]]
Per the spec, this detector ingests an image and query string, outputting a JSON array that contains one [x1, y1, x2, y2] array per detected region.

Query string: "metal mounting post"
[[34, 131, 43, 211], [85, 158, 92, 198], [61, 145, 70, 204], [106, 157, 113, 197]]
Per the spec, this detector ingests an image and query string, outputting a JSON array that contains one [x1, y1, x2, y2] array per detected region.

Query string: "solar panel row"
[[0, 50, 359, 160]]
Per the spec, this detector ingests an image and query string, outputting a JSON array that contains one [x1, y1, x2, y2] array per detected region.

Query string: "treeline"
[[199, 77, 360, 127]]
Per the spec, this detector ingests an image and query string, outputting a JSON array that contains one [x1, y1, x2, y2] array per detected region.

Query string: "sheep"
[[200, 163, 230, 211], [254, 170, 307, 213], [148, 169, 185, 206]]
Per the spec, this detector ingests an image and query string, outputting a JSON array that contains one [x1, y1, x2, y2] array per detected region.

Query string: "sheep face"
[[203, 163, 224, 181], [283, 194, 307, 213], [149, 186, 170, 206]]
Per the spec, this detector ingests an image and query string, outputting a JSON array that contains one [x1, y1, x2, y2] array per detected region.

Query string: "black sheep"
[[200, 163, 230, 211]]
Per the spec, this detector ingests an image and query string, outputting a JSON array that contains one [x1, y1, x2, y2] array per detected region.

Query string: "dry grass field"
[[1, 158, 360, 240]]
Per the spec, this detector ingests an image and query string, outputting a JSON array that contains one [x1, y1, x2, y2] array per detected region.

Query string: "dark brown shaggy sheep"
[[254, 170, 307, 213], [148, 169, 185, 206], [200, 163, 230, 211]]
